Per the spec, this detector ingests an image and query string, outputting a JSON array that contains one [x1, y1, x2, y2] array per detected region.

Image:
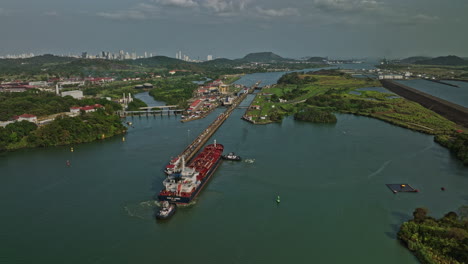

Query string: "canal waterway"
[[134, 91, 166, 107], [1, 70, 467, 264], [397, 79, 468, 108]]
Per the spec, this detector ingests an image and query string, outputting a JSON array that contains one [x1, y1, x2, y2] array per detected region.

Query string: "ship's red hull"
[[158, 143, 224, 204]]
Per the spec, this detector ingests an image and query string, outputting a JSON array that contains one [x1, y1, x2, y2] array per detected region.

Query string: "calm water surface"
[[1, 71, 467, 264], [134, 91, 166, 107], [397, 79, 468, 108]]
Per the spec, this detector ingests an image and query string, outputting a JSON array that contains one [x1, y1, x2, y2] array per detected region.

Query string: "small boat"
[[155, 201, 177, 220], [222, 152, 241, 161]]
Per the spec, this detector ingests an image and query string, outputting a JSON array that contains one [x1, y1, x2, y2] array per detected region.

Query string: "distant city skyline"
[[1, 0, 467, 59]]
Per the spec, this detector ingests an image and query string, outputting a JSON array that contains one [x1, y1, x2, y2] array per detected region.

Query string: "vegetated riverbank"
[[243, 70, 468, 165], [380, 80, 468, 128], [0, 111, 127, 152], [0, 110, 127, 152], [398, 207, 468, 264], [0, 91, 127, 152]]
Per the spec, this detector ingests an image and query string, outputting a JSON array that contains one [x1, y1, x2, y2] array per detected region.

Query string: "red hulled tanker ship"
[[158, 142, 224, 204]]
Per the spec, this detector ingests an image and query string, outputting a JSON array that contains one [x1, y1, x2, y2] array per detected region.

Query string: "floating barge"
[[386, 184, 419, 194]]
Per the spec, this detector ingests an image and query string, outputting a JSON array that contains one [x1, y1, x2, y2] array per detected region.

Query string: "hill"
[[0, 54, 78, 75], [134, 56, 192, 68], [239, 52, 288, 63], [307, 57, 327, 63], [400, 56, 432, 64], [200, 58, 239, 67], [415, 55, 468, 66]]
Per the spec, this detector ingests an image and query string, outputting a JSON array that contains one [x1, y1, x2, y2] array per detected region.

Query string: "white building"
[[61, 90, 84, 99], [28, 81, 48, 87], [15, 114, 37, 123], [70, 107, 81, 114]]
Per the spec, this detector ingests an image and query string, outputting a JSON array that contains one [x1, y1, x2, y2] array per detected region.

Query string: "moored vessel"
[[158, 141, 224, 204]]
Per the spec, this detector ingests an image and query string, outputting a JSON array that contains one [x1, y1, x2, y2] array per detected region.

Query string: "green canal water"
[[1, 71, 468, 264]]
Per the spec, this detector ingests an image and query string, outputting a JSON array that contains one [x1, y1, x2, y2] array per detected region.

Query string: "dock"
[[175, 82, 259, 163]]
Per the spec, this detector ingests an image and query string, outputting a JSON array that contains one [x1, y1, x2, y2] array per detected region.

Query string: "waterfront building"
[[187, 99, 203, 113]]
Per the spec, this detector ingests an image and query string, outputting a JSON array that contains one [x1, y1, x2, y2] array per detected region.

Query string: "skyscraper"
[[207, 55, 213, 61]]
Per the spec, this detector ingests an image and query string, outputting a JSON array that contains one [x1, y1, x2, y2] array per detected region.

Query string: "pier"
[[175, 82, 259, 163]]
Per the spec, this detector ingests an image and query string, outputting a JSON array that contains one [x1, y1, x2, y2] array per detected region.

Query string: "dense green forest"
[[0, 90, 122, 121], [127, 98, 147, 111], [277, 72, 318, 85], [294, 107, 337, 123], [435, 133, 468, 165], [0, 111, 126, 151], [148, 77, 198, 107], [398, 207, 468, 264]]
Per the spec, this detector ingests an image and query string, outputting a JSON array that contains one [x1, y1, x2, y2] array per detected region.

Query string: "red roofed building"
[[70, 104, 104, 113], [14, 114, 37, 123], [187, 99, 203, 113]]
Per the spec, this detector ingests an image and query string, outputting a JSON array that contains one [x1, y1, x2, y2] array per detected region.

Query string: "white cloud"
[[97, 3, 161, 20], [313, 0, 380, 13], [153, 0, 198, 8], [201, 0, 249, 13], [311, 0, 438, 26], [256, 7, 299, 17], [97, 0, 253, 20]]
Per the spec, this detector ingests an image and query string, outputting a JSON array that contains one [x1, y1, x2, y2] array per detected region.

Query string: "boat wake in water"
[[123, 200, 158, 220], [244, 159, 255, 164], [367, 160, 392, 179]]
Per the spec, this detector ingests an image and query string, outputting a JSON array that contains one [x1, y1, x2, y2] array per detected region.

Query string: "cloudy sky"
[[0, 0, 467, 59]]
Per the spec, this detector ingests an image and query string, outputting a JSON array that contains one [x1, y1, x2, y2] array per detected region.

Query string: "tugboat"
[[222, 152, 241, 161], [155, 201, 177, 220]]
